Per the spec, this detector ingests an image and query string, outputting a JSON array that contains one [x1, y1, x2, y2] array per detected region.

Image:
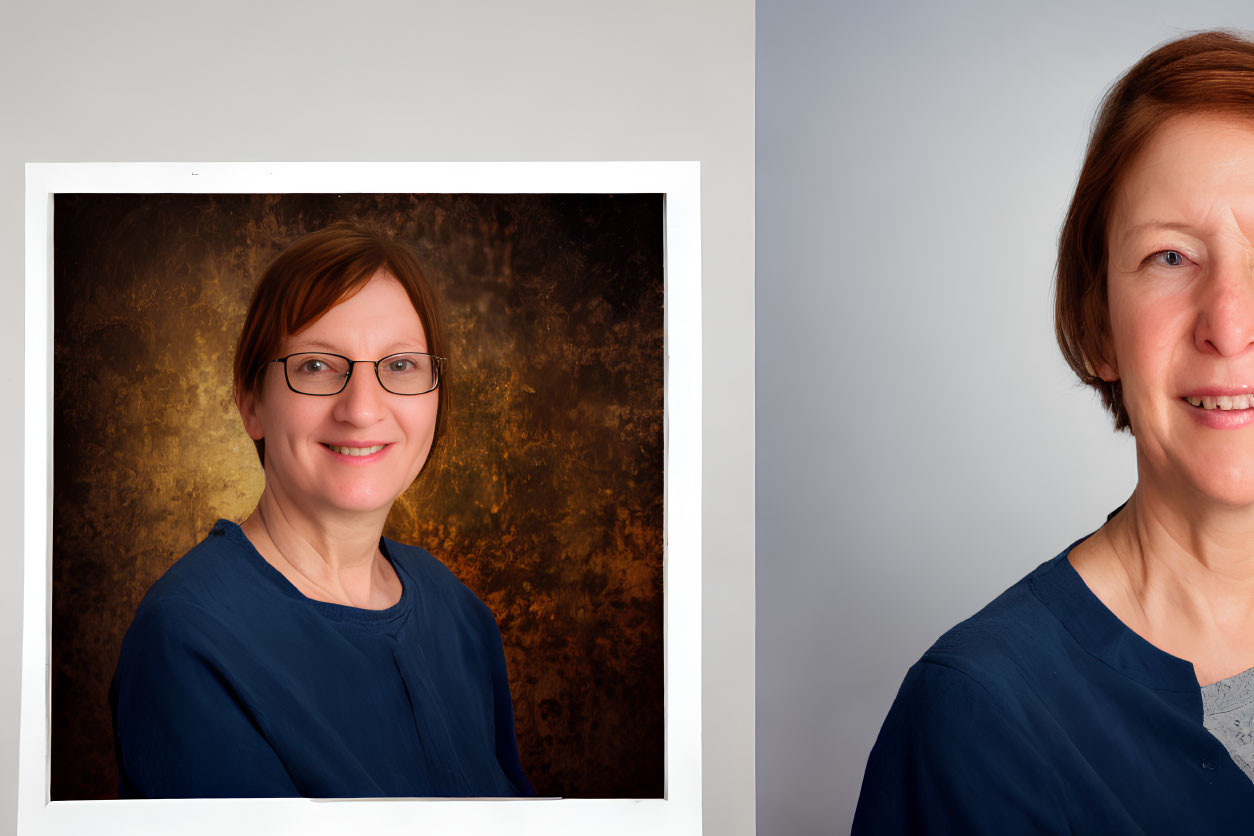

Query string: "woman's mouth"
[[1182, 394, 1254, 430], [1183, 395, 1254, 410], [322, 443, 388, 456]]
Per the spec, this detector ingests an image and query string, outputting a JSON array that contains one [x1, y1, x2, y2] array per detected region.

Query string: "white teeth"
[[328, 444, 386, 456], [1186, 395, 1254, 410]]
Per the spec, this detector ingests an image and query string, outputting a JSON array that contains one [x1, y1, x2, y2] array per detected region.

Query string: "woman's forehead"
[[286, 275, 428, 353], [1109, 114, 1254, 240]]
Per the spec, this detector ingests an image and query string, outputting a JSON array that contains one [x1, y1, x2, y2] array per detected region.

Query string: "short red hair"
[[1056, 30, 1254, 431], [233, 221, 448, 470]]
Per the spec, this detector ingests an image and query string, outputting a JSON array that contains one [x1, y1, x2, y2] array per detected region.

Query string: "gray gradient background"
[[757, 2, 1253, 834], [1, 1, 754, 833]]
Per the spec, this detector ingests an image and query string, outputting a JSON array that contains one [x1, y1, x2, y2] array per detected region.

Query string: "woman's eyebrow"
[[288, 339, 429, 354], [1118, 220, 1193, 246], [291, 339, 342, 352]]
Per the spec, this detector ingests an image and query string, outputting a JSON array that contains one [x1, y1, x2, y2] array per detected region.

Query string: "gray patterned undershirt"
[[1202, 666, 1254, 783]]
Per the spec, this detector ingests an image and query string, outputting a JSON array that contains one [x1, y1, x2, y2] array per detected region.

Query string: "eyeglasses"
[[269, 352, 444, 396]]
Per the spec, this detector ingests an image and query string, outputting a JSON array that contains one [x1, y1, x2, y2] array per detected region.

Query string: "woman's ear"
[[236, 386, 265, 442], [1096, 357, 1119, 382], [1094, 328, 1119, 382]]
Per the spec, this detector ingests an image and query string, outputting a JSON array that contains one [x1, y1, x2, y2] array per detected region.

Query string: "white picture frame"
[[21, 162, 702, 835]]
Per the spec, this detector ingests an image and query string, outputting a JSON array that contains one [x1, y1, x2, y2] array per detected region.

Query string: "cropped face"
[[1104, 113, 1254, 506], [237, 270, 440, 518]]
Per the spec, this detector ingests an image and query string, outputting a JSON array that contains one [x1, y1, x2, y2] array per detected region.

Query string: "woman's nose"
[[333, 362, 386, 424], [1195, 256, 1254, 357]]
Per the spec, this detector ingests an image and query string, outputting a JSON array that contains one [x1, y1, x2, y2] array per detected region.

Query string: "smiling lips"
[[1184, 394, 1254, 411], [1181, 391, 1254, 429], [322, 443, 389, 456]]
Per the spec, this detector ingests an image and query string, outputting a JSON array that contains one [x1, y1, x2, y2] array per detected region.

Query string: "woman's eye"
[[296, 357, 340, 375], [389, 359, 414, 373], [1152, 250, 1187, 267]]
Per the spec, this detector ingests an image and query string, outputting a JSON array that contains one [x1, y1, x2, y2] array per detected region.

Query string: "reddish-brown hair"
[[1056, 30, 1254, 431], [233, 221, 448, 471]]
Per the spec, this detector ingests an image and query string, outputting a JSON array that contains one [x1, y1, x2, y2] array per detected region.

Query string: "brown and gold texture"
[[52, 193, 663, 800]]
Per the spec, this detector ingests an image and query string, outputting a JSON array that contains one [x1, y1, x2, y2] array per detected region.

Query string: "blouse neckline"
[[212, 518, 415, 629], [1028, 535, 1200, 694]]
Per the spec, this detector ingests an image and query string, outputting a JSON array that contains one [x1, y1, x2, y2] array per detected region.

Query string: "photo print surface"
[[51, 193, 664, 800]]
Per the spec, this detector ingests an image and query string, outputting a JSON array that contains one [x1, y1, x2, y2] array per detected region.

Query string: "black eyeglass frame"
[[268, 351, 445, 396]]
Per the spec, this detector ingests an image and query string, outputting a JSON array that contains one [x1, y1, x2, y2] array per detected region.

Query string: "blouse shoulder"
[[380, 538, 455, 582], [129, 522, 253, 621], [853, 655, 1068, 834], [852, 557, 1076, 834], [919, 555, 1071, 690], [382, 539, 502, 628]]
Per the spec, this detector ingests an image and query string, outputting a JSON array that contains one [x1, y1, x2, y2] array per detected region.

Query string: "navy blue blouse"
[[854, 539, 1254, 834], [109, 520, 534, 799]]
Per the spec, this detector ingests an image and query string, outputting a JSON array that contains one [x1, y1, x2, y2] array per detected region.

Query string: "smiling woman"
[[108, 222, 534, 798], [854, 31, 1254, 833], [1097, 115, 1254, 512], [237, 275, 441, 543]]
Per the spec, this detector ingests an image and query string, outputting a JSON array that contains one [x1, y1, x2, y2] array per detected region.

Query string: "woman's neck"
[[1071, 486, 1254, 685], [239, 487, 400, 610]]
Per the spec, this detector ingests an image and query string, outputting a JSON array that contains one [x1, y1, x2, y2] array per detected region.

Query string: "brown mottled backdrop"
[[51, 194, 663, 799]]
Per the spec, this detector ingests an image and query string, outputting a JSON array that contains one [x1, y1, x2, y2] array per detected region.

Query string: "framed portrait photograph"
[[20, 162, 701, 835]]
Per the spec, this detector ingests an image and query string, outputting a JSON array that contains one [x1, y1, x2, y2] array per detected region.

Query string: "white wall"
[[0, 2, 754, 833], [756, 1, 1254, 833]]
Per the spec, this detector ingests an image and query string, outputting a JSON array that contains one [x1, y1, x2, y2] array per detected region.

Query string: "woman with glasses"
[[109, 221, 534, 798]]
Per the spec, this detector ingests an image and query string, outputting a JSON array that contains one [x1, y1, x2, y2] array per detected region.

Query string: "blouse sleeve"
[[110, 598, 300, 798], [852, 661, 1066, 835]]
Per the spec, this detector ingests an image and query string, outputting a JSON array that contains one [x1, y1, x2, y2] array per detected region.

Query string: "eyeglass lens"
[[284, 353, 438, 395]]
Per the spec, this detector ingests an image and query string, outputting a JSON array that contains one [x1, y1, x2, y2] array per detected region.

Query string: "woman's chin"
[[1180, 467, 1254, 509], [309, 487, 401, 518], [1143, 446, 1254, 509]]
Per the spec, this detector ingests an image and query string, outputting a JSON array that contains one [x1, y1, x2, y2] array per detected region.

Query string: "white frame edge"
[[19, 162, 702, 836]]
